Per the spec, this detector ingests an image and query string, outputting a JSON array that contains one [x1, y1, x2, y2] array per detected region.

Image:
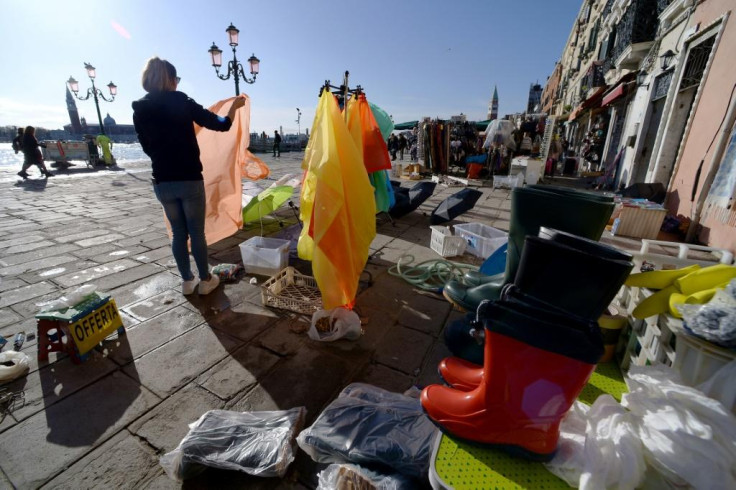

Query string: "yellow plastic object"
[[632, 284, 678, 319], [673, 264, 736, 295], [624, 264, 700, 289], [297, 91, 376, 309], [431, 363, 626, 489]]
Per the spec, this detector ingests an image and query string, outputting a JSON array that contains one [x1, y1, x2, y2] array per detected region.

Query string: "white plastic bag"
[[308, 307, 362, 342], [160, 407, 305, 481], [316, 463, 411, 490], [0, 351, 30, 383], [623, 365, 736, 489]]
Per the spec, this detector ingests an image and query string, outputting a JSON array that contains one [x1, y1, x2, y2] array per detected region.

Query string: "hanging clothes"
[[346, 94, 392, 174], [298, 90, 376, 310]]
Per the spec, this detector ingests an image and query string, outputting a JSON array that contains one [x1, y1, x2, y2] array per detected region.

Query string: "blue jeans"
[[153, 180, 210, 281]]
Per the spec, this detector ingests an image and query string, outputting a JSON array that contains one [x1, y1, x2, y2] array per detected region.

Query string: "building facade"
[[543, 0, 736, 249]]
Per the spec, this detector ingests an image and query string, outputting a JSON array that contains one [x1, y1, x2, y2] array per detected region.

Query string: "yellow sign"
[[68, 299, 123, 355]]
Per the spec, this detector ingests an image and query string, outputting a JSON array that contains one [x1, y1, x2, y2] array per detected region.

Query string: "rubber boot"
[[459, 186, 614, 288], [445, 186, 615, 311], [441, 230, 632, 385], [423, 300, 602, 461]]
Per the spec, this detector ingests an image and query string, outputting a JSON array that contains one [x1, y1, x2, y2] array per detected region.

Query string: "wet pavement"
[[0, 155, 649, 489]]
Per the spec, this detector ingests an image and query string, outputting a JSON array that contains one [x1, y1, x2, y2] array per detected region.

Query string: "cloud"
[[111, 20, 131, 40], [0, 98, 68, 129]]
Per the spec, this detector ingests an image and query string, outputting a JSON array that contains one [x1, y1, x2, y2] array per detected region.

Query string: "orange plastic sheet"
[[193, 95, 269, 245], [298, 91, 376, 309], [346, 94, 392, 173]]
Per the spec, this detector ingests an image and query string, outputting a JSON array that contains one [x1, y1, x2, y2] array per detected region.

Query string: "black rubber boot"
[[445, 229, 633, 363], [444, 186, 615, 310]]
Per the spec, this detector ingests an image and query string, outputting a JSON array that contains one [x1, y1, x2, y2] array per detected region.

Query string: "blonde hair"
[[141, 57, 177, 93]]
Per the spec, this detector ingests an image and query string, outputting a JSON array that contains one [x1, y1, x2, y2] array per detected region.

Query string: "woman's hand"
[[227, 96, 246, 121]]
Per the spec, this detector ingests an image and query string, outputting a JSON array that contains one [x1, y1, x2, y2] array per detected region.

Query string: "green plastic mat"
[[430, 362, 627, 489]]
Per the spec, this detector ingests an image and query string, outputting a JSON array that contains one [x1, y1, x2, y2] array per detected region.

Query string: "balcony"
[[609, 0, 658, 70], [579, 62, 606, 99]]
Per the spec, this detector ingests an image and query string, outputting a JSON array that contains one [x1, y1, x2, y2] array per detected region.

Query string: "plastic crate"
[[674, 331, 736, 386], [492, 173, 523, 190], [453, 223, 508, 258], [260, 267, 322, 315], [612, 206, 666, 239], [429, 226, 467, 258], [240, 237, 290, 276]]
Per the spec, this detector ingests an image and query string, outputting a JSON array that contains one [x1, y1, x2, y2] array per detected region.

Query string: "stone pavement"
[[0, 156, 647, 489]]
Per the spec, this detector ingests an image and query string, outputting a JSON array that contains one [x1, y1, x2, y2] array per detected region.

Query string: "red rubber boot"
[[422, 300, 602, 461]]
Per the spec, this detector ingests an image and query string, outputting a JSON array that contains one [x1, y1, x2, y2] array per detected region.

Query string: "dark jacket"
[[22, 134, 44, 163], [132, 91, 232, 182]]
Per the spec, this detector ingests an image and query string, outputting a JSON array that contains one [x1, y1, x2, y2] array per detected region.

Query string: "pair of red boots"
[[421, 229, 634, 461]]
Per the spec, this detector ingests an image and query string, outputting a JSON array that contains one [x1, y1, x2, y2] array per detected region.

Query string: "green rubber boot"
[[444, 186, 615, 311]]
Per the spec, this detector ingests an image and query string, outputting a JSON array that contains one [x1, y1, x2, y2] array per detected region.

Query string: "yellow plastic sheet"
[[625, 264, 700, 290], [298, 91, 376, 309], [346, 94, 392, 173], [194, 95, 269, 245]]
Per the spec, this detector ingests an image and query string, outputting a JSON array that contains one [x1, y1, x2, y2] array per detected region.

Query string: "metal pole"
[[232, 47, 240, 96], [90, 78, 106, 135]]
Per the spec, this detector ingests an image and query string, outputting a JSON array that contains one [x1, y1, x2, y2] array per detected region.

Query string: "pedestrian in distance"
[[388, 134, 398, 161], [273, 130, 282, 157], [18, 126, 53, 179], [398, 133, 407, 161], [132, 56, 246, 296], [12, 128, 23, 154]]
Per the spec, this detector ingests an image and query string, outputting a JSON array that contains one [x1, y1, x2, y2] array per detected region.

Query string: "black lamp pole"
[[67, 63, 116, 135], [208, 23, 260, 96]]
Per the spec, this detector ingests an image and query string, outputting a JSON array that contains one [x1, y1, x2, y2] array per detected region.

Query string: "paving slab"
[[122, 324, 243, 397], [107, 305, 206, 365], [121, 289, 187, 322], [2, 354, 118, 423], [186, 292, 280, 342], [3, 240, 58, 255], [18, 258, 99, 285], [40, 431, 162, 490], [196, 344, 281, 400], [0, 281, 57, 308], [132, 246, 173, 264], [396, 293, 452, 335], [416, 340, 454, 388], [374, 325, 434, 375], [0, 235, 46, 249], [129, 383, 225, 452], [54, 229, 110, 244], [106, 271, 181, 309], [89, 245, 150, 264], [354, 363, 414, 393], [51, 258, 142, 288], [0, 307, 22, 329], [91, 263, 165, 291], [0, 372, 160, 489], [0, 252, 80, 276]]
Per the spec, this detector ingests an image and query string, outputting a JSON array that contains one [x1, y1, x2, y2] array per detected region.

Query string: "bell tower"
[[487, 85, 499, 120], [66, 86, 82, 134]]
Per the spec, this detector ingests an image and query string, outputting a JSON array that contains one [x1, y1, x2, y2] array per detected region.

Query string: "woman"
[[132, 57, 245, 295], [19, 126, 53, 179]]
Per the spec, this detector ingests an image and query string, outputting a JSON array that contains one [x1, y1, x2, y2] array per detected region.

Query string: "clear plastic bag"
[[211, 263, 243, 281], [297, 383, 438, 478], [308, 307, 362, 342], [316, 463, 412, 490], [678, 288, 736, 347], [40, 284, 98, 312], [160, 407, 306, 481], [0, 351, 30, 383]]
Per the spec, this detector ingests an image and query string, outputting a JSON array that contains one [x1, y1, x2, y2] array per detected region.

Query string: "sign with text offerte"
[[68, 298, 123, 355]]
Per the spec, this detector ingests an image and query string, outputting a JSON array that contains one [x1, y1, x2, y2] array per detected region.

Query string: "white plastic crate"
[[453, 223, 508, 258], [239, 236, 290, 276], [429, 226, 467, 258], [674, 332, 736, 386]]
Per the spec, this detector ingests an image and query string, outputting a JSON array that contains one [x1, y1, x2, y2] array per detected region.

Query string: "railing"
[[579, 62, 605, 99], [609, 0, 659, 63], [657, 0, 674, 15]]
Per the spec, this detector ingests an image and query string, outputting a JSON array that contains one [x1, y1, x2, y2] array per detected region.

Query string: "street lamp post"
[[208, 23, 260, 95], [295, 108, 302, 136], [67, 63, 116, 135]]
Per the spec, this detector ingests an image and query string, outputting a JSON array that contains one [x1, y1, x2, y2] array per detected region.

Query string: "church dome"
[[104, 113, 117, 126]]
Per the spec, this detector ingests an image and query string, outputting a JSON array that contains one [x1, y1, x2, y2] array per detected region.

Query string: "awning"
[[567, 87, 607, 121], [393, 121, 418, 130], [602, 83, 626, 107]]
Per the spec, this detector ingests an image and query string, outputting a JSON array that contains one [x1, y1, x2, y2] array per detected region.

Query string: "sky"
[[0, 0, 581, 135]]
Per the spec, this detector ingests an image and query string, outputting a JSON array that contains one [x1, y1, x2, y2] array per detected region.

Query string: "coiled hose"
[[388, 255, 478, 292]]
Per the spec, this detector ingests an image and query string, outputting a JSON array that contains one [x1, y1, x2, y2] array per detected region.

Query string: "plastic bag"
[[622, 365, 736, 489], [316, 463, 412, 490], [211, 263, 243, 281], [0, 351, 30, 383], [297, 383, 438, 478], [40, 284, 98, 312], [544, 396, 645, 490], [308, 307, 362, 342], [678, 288, 736, 347], [160, 407, 306, 481]]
